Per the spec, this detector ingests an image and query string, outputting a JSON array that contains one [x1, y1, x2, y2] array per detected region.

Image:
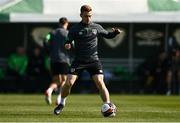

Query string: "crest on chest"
[[78, 28, 97, 36]]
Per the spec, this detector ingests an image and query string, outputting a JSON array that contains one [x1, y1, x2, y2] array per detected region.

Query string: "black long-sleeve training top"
[[66, 21, 119, 62]]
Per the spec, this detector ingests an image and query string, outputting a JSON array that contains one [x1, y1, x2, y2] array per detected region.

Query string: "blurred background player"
[[54, 5, 122, 115], [7, 46, 28, 92], [26, 47, 48, 92], [27, 46, 47, 77], [44, 17, 70, 105], [162, 48, 180, 95]]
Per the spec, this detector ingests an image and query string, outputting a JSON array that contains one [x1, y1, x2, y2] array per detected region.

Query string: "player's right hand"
[[112, 28, 123, 34], [65, 43, 71, 50]]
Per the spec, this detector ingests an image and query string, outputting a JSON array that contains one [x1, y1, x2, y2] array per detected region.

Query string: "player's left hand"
[[65, 43, 71, 50], [112, 28, 123, 34]]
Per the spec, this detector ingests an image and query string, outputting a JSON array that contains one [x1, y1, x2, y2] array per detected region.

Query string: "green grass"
[[0, 94, 180, 122]]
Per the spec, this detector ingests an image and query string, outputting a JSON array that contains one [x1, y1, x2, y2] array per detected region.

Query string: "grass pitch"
[[0, 94, 180, 122]]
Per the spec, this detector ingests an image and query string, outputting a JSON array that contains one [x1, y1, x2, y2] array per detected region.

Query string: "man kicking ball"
[[54, 5, 122, 115]]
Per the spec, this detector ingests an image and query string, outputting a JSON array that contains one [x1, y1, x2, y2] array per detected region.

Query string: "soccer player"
[[54, 5, 122, 115], [162, 49, 180, 95], [44, 17, 70, 105]]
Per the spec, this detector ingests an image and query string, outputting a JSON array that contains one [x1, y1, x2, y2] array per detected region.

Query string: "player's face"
[[81, 11, 92, 24], [64, 22, 69, 29]]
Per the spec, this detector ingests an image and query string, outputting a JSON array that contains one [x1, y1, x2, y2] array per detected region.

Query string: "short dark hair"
[[59, 17, 68, 25], [80, 5, 92, 13]]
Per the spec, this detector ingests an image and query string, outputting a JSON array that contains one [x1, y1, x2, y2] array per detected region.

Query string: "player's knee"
[[97, 77, 104, 83], [99, 84, 106, 90], [61, 77, 66, 83], [96, 81, 106, 90], [65, 79, 74, 87]]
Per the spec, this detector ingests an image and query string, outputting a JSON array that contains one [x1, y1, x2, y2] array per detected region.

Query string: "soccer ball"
[[101, 103, 117, 117]]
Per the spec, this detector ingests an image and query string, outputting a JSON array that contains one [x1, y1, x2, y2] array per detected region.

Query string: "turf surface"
[[0, 94, 180, 122]]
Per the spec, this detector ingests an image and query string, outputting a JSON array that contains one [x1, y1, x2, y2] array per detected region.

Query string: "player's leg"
[[61, 74, 78, 104], [88, 61, 110, 103], [54, 74, 78, 115], [60, 61, 80, 102], [92, 74, 110, 103], [166, 70, 173, 96], [56, 63, 69, 105], [56, 74, 67, 105], [45, 75, 59, 104], [45, 62, 61, 104], [177, 70, 180, 95]]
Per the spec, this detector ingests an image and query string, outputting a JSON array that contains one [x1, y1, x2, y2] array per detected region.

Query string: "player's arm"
[[43, 33, 51, 45], [43, 33, 51, 53], [65, 30, 74, 50], [98, 25, 122, 39], [65, 43, 71, 50]]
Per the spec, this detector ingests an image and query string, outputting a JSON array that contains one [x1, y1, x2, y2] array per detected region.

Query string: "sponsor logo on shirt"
[[92, 29, 97, 35]]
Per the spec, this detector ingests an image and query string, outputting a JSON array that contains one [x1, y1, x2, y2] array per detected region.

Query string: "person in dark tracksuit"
[[44, 17, 70, 105], [54, 5, 122, 115]]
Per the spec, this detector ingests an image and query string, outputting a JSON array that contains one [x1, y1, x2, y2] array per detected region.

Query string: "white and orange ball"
[[101, 103, 117, 117]]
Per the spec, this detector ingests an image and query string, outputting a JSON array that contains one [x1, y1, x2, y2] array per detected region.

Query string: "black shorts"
[[69, 60, 103, 76], [50, 62, 69, 75]]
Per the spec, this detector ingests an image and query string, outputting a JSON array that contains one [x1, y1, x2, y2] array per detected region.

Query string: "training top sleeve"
[[46, 33, 51, 42], [43, 32, 53, 54], [65, 28, 74, 44], [97, 24, 118, 39]]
